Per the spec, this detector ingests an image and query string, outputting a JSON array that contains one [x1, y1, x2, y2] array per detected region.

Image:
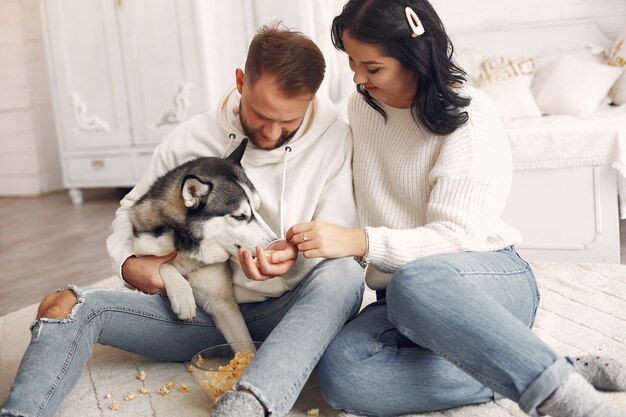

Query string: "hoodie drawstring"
[[225, 133, 291, 240], [221, 133, 237, 158], [279, 146, 292, 239]]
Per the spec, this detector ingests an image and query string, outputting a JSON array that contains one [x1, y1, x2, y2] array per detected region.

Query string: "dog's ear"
[[225, 138, 248, 166], [181, 175, 212, 209]]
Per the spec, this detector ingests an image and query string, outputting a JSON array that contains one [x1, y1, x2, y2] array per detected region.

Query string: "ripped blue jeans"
[[1, 258, 364, 417]]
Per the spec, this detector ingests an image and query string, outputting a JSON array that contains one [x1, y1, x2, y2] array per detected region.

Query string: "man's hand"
[[286, 221, 366, 259], [238, 239, 297, 281], [121, 252, 177, 293]]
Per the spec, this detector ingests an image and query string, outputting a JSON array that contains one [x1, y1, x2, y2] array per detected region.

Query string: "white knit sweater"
[[349, 85, 522, 290]]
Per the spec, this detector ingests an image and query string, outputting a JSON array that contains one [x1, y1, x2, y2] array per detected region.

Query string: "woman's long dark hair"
[[332, 0, 470, 135]]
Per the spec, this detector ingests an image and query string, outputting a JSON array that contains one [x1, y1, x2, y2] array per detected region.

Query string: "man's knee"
[[36, 289, 78, 320]]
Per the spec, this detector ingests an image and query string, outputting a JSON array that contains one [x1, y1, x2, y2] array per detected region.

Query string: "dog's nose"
[[234, 244, 258, 259]]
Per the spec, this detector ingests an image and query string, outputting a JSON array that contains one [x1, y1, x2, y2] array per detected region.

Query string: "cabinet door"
[[41, 0, 132, 150], [117, 0, 206, 146]]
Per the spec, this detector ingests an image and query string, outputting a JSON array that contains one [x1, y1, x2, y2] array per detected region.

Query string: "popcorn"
[[104, 369, 193, 410], [186, 363, 194, 373], [195, 355, 205, 367], [198, 351, 255, 399], [159, 385, 171, 396], [307, 409, 320, 416], [255, 250, 276, 266]]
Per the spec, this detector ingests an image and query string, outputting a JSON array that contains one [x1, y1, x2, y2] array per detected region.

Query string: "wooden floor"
[[1, 189, 626, 316], [0, 188, 127, 316]]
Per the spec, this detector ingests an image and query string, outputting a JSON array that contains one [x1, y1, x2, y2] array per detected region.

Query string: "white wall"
[[0, 0, 61, 196], [248, 0, 626, 39], [433, 0, 626, 39]]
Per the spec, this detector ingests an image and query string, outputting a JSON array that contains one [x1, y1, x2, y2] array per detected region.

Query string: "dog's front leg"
[[159, 263, 197, 321], [187, 263, 256, 353]]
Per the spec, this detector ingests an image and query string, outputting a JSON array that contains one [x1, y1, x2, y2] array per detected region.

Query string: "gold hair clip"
[[405, 7, 425, 38]]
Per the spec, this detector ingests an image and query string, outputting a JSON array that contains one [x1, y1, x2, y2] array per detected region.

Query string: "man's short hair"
[[245, 22, 325, 98]]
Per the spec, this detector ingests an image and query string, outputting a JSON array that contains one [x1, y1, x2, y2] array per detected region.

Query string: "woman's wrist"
[[362, 227, 369, 257], [349, 227, 368, 257], [353, 227, 370, 268]]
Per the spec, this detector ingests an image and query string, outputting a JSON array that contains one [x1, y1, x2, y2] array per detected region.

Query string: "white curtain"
[[196, 0, 355, 118]]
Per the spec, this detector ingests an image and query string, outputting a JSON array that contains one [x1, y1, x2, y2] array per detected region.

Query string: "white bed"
[[451, 22, 626, 263]]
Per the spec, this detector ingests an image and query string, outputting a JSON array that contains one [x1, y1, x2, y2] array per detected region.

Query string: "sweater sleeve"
[[105, 123, 190, 280], [312, 122, 359, 228], [365, 95, 515, 273]]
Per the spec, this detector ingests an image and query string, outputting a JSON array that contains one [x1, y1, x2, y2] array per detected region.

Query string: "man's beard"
[[239, 103, 300, 150]]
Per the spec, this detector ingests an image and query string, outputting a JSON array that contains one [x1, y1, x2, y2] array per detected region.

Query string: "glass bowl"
[[190, 341, 262, 404]]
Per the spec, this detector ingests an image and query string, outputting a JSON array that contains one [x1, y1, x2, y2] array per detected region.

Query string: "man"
[[1, 24, 364, 417]]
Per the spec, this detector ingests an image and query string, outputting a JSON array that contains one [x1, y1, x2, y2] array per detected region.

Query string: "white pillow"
[[533, 46, 606, 95], [454, 48, 486, 85], [533, 54, 623, 115], [607, 28, 626, 105], [480, 75, 542, 121], [475, 56, 541, 120]]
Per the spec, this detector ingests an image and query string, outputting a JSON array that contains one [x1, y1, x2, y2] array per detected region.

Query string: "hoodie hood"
[[217, 86, 341, 166]]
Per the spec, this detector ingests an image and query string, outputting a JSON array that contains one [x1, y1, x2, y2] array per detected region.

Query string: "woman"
[[285, 0, 626, 416]]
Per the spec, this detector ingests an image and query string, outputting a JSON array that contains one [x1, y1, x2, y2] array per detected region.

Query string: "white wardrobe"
[[40, 0, 249, 204]]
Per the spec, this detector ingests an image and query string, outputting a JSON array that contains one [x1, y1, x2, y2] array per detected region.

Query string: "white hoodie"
[[106, 87, 359, 303]]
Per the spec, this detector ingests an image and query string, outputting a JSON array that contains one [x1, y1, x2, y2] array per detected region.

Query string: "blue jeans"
[[317, 248, 574, 417], [1, 258, 364, 417]]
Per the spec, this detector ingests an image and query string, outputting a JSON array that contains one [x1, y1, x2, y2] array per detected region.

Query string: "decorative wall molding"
[[69, 92, 110, 132], [156, 83, 192, 127]]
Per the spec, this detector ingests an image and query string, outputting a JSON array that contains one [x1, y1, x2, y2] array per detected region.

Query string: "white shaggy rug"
[[1, 261, 625, 417]]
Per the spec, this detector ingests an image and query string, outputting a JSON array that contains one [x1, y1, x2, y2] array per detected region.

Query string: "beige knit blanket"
[[1, 261, 625, 416]]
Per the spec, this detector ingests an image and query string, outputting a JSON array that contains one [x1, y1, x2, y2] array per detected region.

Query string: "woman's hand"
[[121, 252, 177, 293], [238, 239, 298, 281], [286, 221, 366, 259]]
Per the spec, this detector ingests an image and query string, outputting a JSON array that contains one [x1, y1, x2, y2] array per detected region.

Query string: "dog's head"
[[130, 139, 277, 264]]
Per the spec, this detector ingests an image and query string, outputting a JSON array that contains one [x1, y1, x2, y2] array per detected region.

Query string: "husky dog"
[[129, 139, 276, 352]]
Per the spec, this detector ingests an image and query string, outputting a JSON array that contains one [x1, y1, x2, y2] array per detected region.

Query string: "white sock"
[[537, 372, 625, 417], [574, 355, 626, 391], [211, 391, 265, 417]]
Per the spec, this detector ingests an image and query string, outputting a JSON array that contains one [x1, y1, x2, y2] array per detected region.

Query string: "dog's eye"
[[230, 214, 247, 221], [153, 226, 169, 236]]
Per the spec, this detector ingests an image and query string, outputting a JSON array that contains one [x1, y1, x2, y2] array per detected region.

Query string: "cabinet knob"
[[91, 159, 105, 170]]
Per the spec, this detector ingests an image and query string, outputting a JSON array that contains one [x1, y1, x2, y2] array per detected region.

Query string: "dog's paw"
[[168, 287, 197, 321], [159, 263, 197, 321]]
